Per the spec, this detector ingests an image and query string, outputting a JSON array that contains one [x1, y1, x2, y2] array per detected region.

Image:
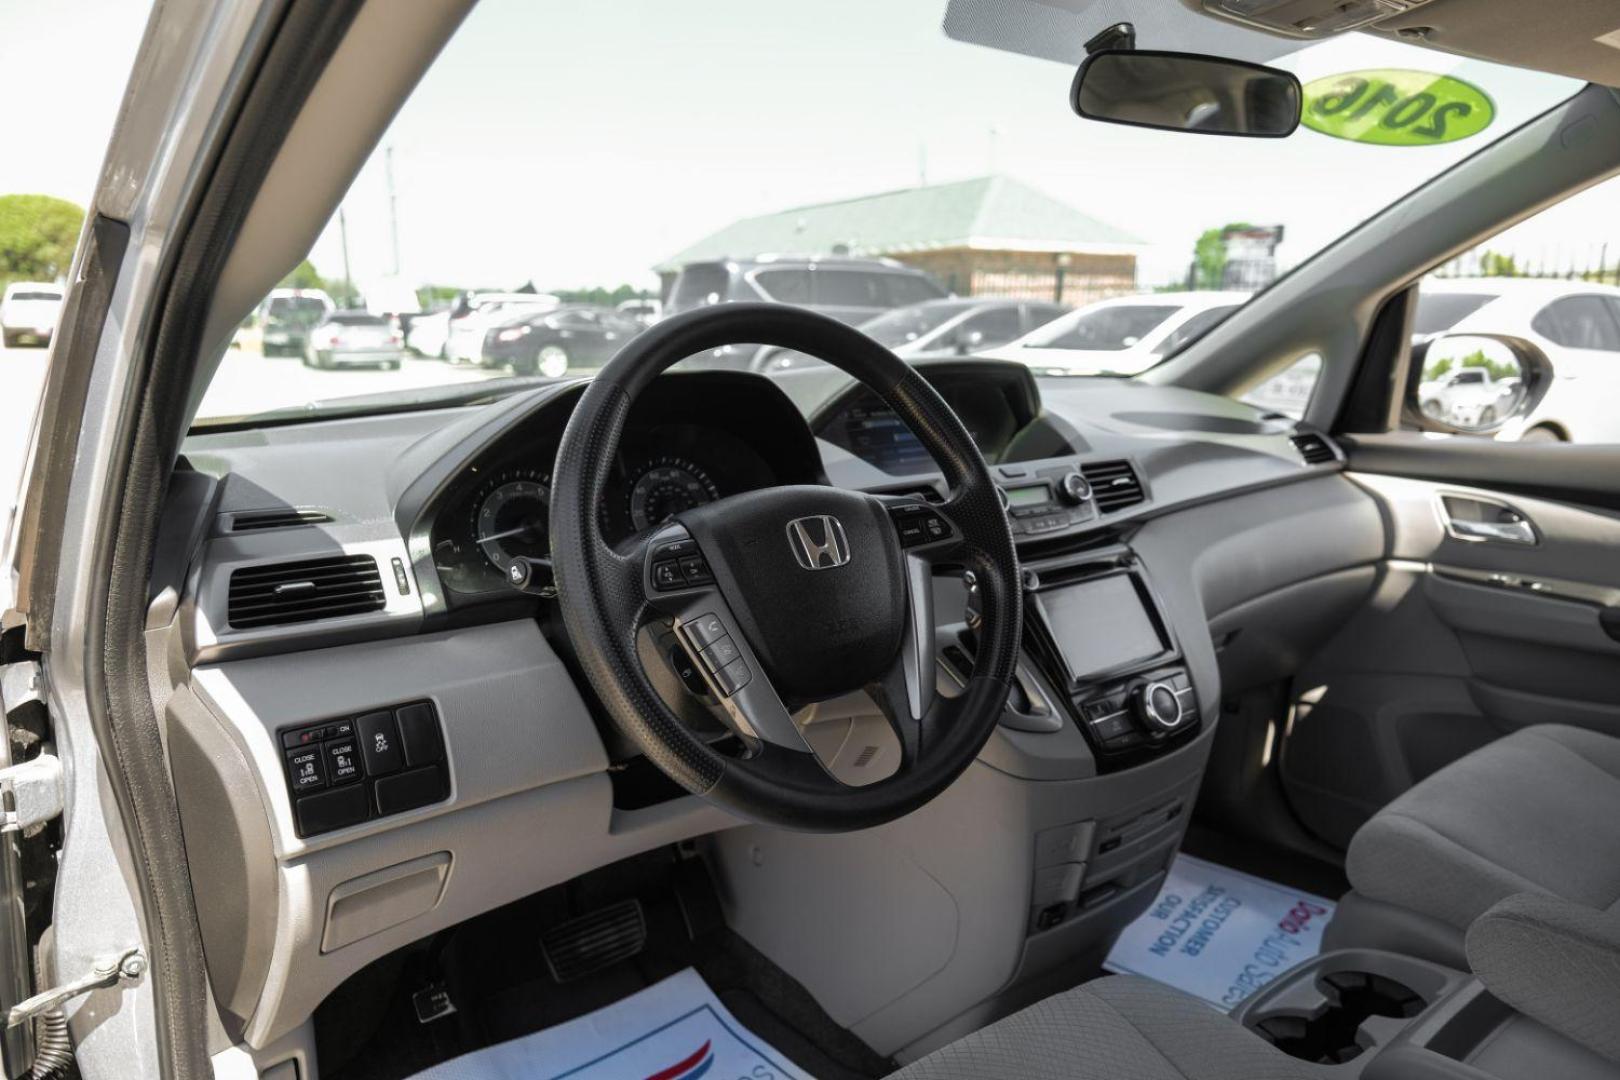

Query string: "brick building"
[[655, 175, 1143, 305]]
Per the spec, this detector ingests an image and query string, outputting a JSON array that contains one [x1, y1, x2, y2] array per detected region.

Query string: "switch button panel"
[[280, 700, 450, 838]]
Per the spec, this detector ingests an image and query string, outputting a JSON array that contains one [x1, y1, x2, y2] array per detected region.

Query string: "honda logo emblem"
[[786, 515, 851, 570]]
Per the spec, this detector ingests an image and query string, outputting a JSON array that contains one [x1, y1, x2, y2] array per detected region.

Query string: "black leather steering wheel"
[[551, 303, 1021, 831]]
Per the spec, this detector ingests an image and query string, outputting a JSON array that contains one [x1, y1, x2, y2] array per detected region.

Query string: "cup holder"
[[1253, 971, 1426, 1064]]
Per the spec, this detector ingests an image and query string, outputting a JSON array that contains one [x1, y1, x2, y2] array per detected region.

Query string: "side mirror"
[[956, 329, 986, 355], [1072, 50, 1301, 138], [1410, 333, 1551, 435]]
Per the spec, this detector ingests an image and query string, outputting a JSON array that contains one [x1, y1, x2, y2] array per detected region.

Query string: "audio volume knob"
[[1059, 471, 1091, 505], [1134, 681, 1184, 733]]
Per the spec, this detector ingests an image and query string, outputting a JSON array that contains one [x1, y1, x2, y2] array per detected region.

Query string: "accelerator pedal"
[[540, 898, 647, 983]]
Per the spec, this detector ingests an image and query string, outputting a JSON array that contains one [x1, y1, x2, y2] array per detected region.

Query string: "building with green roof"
[[655, 175, 1145, 305]]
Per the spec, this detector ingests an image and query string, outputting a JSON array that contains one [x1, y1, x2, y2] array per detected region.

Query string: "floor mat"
[[1104, 853, 1336, 1013], [408, 968, 814, 1080]]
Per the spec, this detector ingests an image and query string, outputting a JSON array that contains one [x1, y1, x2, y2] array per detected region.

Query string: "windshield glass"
[[193, 1, 1584, 425]]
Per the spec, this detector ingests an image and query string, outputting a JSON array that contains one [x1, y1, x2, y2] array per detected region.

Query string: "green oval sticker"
[[1301, 69, 1494, 146]]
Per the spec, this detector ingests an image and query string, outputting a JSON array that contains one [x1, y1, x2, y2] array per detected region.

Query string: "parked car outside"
[[444, 292, 561, 365], [665, 255, 949, 369], [1416, 365, 1520, 425], [755, 297, 1069, 372], [984, 290, 1250, 376], [615, 297, 662, 326], [301, 309, 403, 369], [0, 282, 65, 347], [1414, 277, 1620, 442], [481, 305, 645, 376], [258, 287, 335, 356], [405, 306, 451, 358]]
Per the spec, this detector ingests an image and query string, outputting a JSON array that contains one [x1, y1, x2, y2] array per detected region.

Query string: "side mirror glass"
[[1412, 334, 1548, 435], [1072, 50, 1301, 138]]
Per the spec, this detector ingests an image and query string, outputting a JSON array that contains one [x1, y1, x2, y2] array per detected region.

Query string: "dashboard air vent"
[[1290, 433, 1337, 466], [1081, 459, 1145, 514], [227, 554, 384, 629], [230, 508, 333, 532]]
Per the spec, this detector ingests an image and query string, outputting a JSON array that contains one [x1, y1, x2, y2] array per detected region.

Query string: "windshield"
[[193, 1, 1584, 426]]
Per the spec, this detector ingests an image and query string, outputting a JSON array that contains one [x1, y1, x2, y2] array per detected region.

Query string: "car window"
[[328, 313, 387, 326], [1452, 369, 1486, 384], [812, 270, 893, 308], [1155, 305, 1240, 356], [1022, 304, 1068, 332], [669, 265, 730, 310], [883, 274, 947, 307], [860, 303, 972, 347], [1530, 296, 1620, 350], [960, 306, 1023, 346], [1411, 292, 1495, 336], [752, 269, 813, 305], [7, 290, 62, 302], [1028, 305, 1179, 351]]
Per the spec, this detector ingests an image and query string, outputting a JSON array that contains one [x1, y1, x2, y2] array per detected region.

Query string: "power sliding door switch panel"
[[280, 700, 450, 837]]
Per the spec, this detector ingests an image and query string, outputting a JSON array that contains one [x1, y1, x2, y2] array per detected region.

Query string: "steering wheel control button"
[[678, 555, 714, 585], [652, 539, 697, 561], [683, 613, 727, 648], [295, 785, 369, 837], [324, 738, 362, 784], [286, 747, 327, 793], [713, 657, 753, 697], [890, 504, 952, 549], [651, 560, 684, 591], [698, 634, 741, 674], [374, 766, 450, 816], [356, 710, 405, 776], [395, 702, 445, 767]]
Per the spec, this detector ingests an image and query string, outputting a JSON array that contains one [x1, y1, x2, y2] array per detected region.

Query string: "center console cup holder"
[[1252, 971, 1426, 1063], [1232, 950, 1471, 1073]]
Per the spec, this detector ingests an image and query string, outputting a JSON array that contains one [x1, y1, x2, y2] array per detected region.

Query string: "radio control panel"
[[993, 459, 1099, 538]]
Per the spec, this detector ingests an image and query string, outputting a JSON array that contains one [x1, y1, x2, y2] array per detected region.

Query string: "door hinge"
[[0, 755, 62, 834], [5, 948, 145, 1028]]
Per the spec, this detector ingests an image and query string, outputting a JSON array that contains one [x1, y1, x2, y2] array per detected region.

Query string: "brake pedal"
[[540, 899, 647, 983]]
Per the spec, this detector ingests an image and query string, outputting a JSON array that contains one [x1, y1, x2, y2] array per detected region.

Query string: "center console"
[[1233, 949, 1620, 1078], [1012, 549, 1202, 770]]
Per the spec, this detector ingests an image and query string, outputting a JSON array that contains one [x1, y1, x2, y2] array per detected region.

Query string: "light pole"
[[1054, 252, 1072, 304]]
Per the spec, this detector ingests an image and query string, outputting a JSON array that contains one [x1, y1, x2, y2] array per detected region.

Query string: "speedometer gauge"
[[473, 470, 551, 574], [626, 457, 720, 532]]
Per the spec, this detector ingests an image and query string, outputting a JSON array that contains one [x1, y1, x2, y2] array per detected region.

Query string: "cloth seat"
[[1325, 723, 1620, 967], [890, 974, 1337, 1080]]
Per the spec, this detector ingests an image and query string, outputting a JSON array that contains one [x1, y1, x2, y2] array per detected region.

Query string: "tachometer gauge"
[[626, 457, 720, 532], [473, 470, 551, 575]]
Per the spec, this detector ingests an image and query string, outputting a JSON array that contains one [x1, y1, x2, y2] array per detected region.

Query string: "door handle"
[[1449, 517, 1536, 544], [1438, 494, 1538, 545]]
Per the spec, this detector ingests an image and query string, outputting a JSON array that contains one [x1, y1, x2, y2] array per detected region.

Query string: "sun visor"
[[942, 0, 1299, 67]]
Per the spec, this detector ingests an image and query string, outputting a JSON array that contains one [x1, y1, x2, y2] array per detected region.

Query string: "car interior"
[[14, 1, 1620, 1079]]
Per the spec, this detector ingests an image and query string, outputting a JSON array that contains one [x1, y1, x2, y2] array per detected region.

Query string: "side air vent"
[[227, 554, 385, 629], [1081, 459, 1145, 514], [1290, 433, 1337, 466], [230, 508, 333, 532]]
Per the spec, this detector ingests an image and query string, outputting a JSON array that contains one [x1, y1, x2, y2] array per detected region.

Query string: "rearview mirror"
[[1411, 334, 1550, 435], [1072, 50, 1302, 138]]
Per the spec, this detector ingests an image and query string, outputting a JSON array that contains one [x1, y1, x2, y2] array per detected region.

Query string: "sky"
[[1, 0, 1613, 300]]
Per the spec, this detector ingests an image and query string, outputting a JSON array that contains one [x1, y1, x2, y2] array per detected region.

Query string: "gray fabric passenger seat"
[[1325, 723, 1620, 968], [890, 974, 1338, 1080]]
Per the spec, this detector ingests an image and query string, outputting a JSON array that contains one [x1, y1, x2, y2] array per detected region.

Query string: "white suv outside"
[[0, 282, 64, 348]]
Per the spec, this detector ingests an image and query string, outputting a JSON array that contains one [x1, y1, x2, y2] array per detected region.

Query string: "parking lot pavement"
[[1, 343, 507, 514]]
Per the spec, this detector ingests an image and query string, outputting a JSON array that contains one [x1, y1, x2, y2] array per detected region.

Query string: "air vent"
[[227, 554, 384, 629], [1081, 460, 1145, 514], [230, 508, 333, 532], [1290, 433, 1337, 466]]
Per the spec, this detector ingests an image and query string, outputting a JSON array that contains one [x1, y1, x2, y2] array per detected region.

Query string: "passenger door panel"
[[1276, 436, 1620, 847]]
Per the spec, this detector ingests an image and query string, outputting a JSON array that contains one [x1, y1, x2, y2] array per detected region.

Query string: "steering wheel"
[[550, 303, 1021, 831]]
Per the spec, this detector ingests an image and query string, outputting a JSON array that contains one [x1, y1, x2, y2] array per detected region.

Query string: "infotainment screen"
[[1036, 573, 1166, 683]]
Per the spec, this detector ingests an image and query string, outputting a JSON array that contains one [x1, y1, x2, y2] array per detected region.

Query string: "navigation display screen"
[[1037, 574, 1166, 682]]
